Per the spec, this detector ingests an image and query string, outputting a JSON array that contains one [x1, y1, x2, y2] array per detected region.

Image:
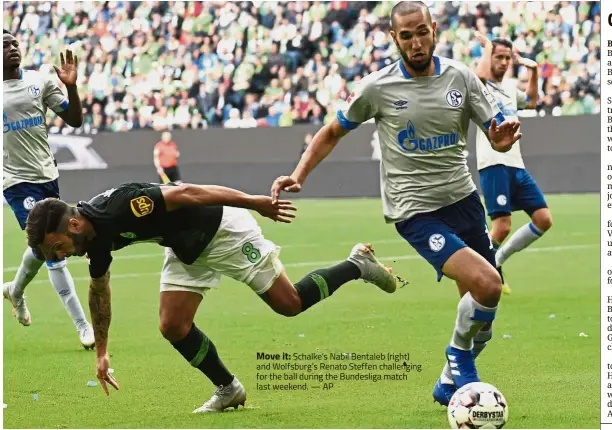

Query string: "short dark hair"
[[491, 38, 513, 54], [25, 198, 75, 250], [391, 1, 432, 29]]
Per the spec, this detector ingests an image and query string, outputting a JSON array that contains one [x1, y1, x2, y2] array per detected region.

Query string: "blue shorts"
[[479, 165, 547, 220], [395, 191, 496, 281], [4, 180, 60, 230]]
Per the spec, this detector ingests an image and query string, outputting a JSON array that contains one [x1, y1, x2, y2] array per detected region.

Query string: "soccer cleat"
[[445, 345, 480, 388], [78, 322, 95, 350], [3, 282, 31, 326], [347, 243, 396, 293], [193, 376, 246, 413], [432, 378, 457, 406], [501, 282, 512, 295], [497, 266, 511, 295]]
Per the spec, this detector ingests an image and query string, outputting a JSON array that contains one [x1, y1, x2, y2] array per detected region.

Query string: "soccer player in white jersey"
[[271, 2, 521, 406], [474, 33, 553, 295], [3, 30, 94, 348]]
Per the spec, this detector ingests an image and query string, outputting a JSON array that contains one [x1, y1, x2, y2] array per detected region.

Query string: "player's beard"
[[492, 68, 506, 81], [67, 231, 90, 257], [400, 43, 437, 73]]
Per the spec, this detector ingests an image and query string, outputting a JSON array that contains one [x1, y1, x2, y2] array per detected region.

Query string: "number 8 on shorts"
[[242, 242, 261, 263]]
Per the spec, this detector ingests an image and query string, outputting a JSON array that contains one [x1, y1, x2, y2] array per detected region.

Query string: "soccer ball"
[[447, 382, 508, 429]]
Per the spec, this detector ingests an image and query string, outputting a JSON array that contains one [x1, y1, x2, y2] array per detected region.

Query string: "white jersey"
[[338, 56, 502, 223], [3, 69, 69, 190], [476, 79, 529, 170]]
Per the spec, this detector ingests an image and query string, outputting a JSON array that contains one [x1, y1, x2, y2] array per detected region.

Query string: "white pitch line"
[[4, 235, 592, 273], [1, 238, 406, 272], [19, 243, 597, 285], [2, 251, 165, 272]]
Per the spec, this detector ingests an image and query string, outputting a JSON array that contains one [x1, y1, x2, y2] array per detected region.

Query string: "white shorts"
[[160, 207, 284, 295]]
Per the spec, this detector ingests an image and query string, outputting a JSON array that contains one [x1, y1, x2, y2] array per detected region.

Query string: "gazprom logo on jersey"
[[3, 113, 45, 133], [397, 120, 459, 152]]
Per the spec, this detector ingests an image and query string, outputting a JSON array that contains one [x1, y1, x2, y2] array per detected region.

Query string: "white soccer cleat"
[[3, 282, 31, 326], [193, 376, 246, 413], [78, 322, 95, 350], [347, 243, 397, 293]]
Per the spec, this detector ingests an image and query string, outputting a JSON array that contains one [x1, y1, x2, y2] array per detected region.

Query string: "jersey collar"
[[3, 68, 23, 81], [399, 55, 441, 79]]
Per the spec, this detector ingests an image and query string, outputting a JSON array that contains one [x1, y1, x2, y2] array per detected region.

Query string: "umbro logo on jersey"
[[130, 196, 154, 217], [27, 85, 41, 98], [393, 100, 408, 110]]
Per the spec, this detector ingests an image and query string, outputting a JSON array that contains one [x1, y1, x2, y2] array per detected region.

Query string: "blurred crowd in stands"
[[3, 1, 601, 134]]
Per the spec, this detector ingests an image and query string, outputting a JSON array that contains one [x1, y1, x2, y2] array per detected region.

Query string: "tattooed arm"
[[89, 271, 111, 354], [89, 270, 119, 395]]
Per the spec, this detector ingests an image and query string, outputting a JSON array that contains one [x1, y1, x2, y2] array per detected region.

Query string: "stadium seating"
[[3, 1, 601, 134]]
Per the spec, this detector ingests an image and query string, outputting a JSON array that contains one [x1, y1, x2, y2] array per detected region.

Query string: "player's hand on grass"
[[96, 352, 119, 397], [252, 196, 297, 223], [488, 118, 522, 153], [271, 176, 302, 203], [53, 49, 78, 87]]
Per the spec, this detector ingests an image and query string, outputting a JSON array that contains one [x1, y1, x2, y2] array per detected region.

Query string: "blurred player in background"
[[25, 182, 396, 412], [154, 131, 181, 184], [474, 33, 553, 295], [271, 1, 521, 406], [2, 29, 94, 348]]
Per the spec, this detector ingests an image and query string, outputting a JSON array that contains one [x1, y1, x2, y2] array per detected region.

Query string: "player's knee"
[[159, 317, 191, 342], [493, 218, 511, 241], [533, 213, 552, 232], [472, 268, 501, 305], [497, 225, 511, 241]]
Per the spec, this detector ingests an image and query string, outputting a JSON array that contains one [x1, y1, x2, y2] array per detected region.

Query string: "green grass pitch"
[[3, 195, 598, 428]]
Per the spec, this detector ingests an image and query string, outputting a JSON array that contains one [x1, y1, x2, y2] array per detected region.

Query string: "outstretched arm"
[[271, 118, 350, 202], [89, 271, 111, 354], [89, 270, 119, 396], [293, 118, 350, 186], [161, 184, 296, 223]]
